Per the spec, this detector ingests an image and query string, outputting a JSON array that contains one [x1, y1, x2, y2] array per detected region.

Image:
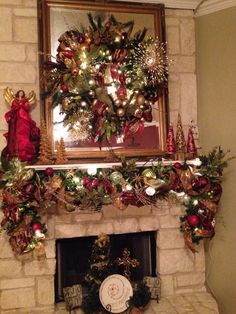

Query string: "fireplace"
[[55, 231, 157, 302]]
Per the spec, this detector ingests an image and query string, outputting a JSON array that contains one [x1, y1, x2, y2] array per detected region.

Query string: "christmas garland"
[[0, 147, 232, 255], [44, 14, 168, 143]]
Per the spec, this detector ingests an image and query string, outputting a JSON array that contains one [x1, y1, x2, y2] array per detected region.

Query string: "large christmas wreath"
[[44, 14, 168, 144]]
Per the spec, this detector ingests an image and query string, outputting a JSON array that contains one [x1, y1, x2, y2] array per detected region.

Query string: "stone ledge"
[[4, 292, 217, 313]]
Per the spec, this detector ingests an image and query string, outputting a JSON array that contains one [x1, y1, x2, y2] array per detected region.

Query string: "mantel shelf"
[[27, 158, 200, 170]]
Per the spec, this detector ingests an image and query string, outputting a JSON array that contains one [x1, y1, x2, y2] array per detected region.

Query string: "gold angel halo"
[[3, 87, 36, 107]]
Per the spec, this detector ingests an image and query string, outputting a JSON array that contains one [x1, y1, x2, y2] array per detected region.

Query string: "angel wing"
[[3, 87, 14, 106], [27, 90, 36, 106]]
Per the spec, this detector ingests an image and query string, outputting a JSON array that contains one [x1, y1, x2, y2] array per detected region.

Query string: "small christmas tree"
[[165, 124, 175, 155], [187, 126, 197, 158], [175, 113, 186, 160], [82, 233, 111, 314], [55, 137, 68, 164], [37, 120, 52, 164]]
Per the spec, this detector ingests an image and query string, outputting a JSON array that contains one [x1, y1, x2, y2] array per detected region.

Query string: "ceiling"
[[114, 0, 236, 16]]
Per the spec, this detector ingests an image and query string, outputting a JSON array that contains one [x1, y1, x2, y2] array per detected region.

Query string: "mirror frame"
[[38, 0, 169, 161]]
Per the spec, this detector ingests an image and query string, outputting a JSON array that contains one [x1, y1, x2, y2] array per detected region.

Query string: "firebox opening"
[[55, 231, 157, 302]]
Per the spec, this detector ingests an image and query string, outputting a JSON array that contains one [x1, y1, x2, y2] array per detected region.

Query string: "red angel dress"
[[3, 89, 40, 163]]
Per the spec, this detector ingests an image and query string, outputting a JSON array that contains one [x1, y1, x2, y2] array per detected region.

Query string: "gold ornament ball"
[[142, 168, 156, 179], [136, 94, 145, 106], [114, 99, 121, 107], [134, 108, 143, 119], [116, 107, 125, 117]]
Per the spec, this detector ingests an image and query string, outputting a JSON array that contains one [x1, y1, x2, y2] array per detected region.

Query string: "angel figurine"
[[2, 87, 40, 163]]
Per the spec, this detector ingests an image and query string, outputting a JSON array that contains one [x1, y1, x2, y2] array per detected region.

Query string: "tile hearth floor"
[[55, 292, 219, 314]]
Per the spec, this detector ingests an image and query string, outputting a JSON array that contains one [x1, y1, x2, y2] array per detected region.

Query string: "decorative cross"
[[116, 248, 139, 281]]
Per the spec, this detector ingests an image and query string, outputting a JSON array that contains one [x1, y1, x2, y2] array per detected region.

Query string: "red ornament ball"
[[44, 167, 54, 176], [187, 214, 200, 227], [32, 222, 42, 232], [199, 177, 209, 187], [82, 177, 91, 187], [173, 162, 182, 169], [61, 84, 68, 92], [91, 178, 100, 188]]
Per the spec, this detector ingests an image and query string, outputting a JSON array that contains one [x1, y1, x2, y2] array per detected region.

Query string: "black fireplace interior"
[[55, 231, 157, 302]]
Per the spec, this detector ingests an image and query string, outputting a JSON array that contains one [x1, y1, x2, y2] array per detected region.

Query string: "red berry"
[[187, 214, 200, 227], [45, 167, 54, 176]]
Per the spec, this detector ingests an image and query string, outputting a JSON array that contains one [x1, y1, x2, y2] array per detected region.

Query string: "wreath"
[[44, 14, 168, 144]]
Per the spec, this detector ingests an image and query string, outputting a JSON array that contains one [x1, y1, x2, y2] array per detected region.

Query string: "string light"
[[87, 166, 97, 176]]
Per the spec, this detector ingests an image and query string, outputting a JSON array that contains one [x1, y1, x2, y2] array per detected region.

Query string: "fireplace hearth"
[[55, 231, 156, 302]]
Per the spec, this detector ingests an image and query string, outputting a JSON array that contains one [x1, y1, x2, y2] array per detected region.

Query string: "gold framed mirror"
[[38, 0, 169, 161]]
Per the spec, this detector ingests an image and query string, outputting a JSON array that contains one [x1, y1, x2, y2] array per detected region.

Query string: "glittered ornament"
[[69, 111, 93, 141], [187, 215, 200, 227], [142, 168, 156, 179], [110, 171, 124, 185]]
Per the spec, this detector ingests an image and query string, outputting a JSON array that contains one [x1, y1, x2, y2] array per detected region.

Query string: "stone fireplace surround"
[[0, 2, 220, 313], [0, 200, 219, 313]]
